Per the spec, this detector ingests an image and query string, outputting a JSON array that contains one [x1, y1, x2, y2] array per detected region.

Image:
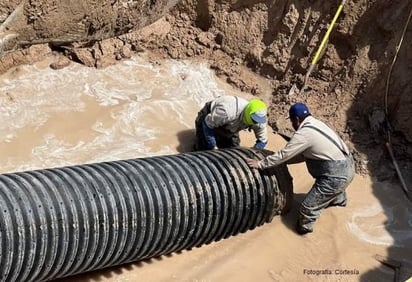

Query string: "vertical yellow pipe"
[[299, 0, 346, 93], [311, 1, 345, 65]]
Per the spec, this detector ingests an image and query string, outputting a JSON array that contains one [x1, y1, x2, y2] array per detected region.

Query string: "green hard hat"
[[243, 99, 267, 126]]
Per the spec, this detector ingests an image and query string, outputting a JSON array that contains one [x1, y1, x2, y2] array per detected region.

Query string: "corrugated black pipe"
[[0, 147, 293, 282]]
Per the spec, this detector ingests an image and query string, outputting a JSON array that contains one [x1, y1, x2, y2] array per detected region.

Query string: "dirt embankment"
[[1, 0, 412, 176]]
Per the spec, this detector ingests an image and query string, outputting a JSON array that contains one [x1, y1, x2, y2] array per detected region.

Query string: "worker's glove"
[[253, 141, 267, 150]]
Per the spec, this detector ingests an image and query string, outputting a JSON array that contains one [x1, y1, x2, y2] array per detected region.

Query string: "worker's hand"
[[246, 158, 259, 169], [253, 141, 267, 150], [212, 146, 219, 150]]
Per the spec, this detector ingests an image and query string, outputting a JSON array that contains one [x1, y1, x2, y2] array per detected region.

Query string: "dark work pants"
[[194, 103, 240, 151], [298, 155, 355, 231]]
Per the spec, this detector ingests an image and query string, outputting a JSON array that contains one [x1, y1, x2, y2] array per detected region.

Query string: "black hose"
[[0, 147, 293, 282]]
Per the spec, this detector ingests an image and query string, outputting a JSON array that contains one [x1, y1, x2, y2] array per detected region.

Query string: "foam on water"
[[0, 55, 226, 173], [348, 203, 412, 247], [0, 66, 86, 142]]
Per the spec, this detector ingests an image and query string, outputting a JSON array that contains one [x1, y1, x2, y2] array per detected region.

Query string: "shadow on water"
[[342, 1, 412, 281], [280, 193, 306, 234], [176, 129, 196, 153]]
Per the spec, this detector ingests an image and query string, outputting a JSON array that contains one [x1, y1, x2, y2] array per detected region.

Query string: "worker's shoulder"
[[302, 116, 330, 128], [216, 95, 245, 101], [214, 95, 247, 105], [299, 116, 339, 139]]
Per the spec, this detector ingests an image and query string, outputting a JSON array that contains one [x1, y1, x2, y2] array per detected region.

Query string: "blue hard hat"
[[251, 109, 267, 124], [289, 102, 310, 119]]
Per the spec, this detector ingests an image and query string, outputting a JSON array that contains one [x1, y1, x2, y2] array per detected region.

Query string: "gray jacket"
[[258, 116, 350, 169], [204, 96, 268, 143]]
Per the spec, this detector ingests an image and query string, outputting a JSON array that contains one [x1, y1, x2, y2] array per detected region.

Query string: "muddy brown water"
[[0, 54, 411, 282]]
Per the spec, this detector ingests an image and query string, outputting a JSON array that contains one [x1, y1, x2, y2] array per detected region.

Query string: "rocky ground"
[[1, 0, 412, 185]]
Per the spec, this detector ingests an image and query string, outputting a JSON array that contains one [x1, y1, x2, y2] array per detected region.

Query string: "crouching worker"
[[246, 102, 355, 235], [194, 96, 268, 151]]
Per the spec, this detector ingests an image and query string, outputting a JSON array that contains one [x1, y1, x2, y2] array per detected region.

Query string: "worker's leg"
[[215, 131, 240, 148], [194, 103, 212, 151], [298, 157, 355, 234], [231, 133, 240, 147], [329, 191, 347, 207], [297, 177, 345, 233]]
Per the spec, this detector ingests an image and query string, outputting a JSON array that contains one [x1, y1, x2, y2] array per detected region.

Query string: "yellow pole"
[[300, 0, 346, 93], [311, 1, 346, 66]]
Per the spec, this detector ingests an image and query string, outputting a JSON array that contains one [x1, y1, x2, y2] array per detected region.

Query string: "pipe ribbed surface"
[[0, 147, 293, 282]]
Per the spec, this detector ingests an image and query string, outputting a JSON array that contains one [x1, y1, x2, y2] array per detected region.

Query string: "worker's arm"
[[252, 123, 268, 149], [247, 131, 309, 169], [202, 119, 218, 149], [254, 140, 267, 150], [203, 105, 230, 150], [258, 132, 309, 169]]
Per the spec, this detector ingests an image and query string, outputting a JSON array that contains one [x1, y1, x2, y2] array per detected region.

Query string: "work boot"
[[296, 224, 313, 235]]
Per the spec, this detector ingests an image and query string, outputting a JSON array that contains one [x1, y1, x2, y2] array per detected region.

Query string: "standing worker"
[[246, 102, 355, 234], [194, 96, 268, 151]]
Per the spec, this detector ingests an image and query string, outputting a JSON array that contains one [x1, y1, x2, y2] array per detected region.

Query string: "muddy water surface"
[[0, 55, 228, 173]]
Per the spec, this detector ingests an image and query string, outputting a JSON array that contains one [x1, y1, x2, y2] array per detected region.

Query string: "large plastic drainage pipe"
[[0, 147, 293, 282]]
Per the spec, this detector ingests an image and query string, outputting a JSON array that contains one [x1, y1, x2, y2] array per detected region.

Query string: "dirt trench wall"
[[185, 0, 412, 138], [171, 0, 412, 169]]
